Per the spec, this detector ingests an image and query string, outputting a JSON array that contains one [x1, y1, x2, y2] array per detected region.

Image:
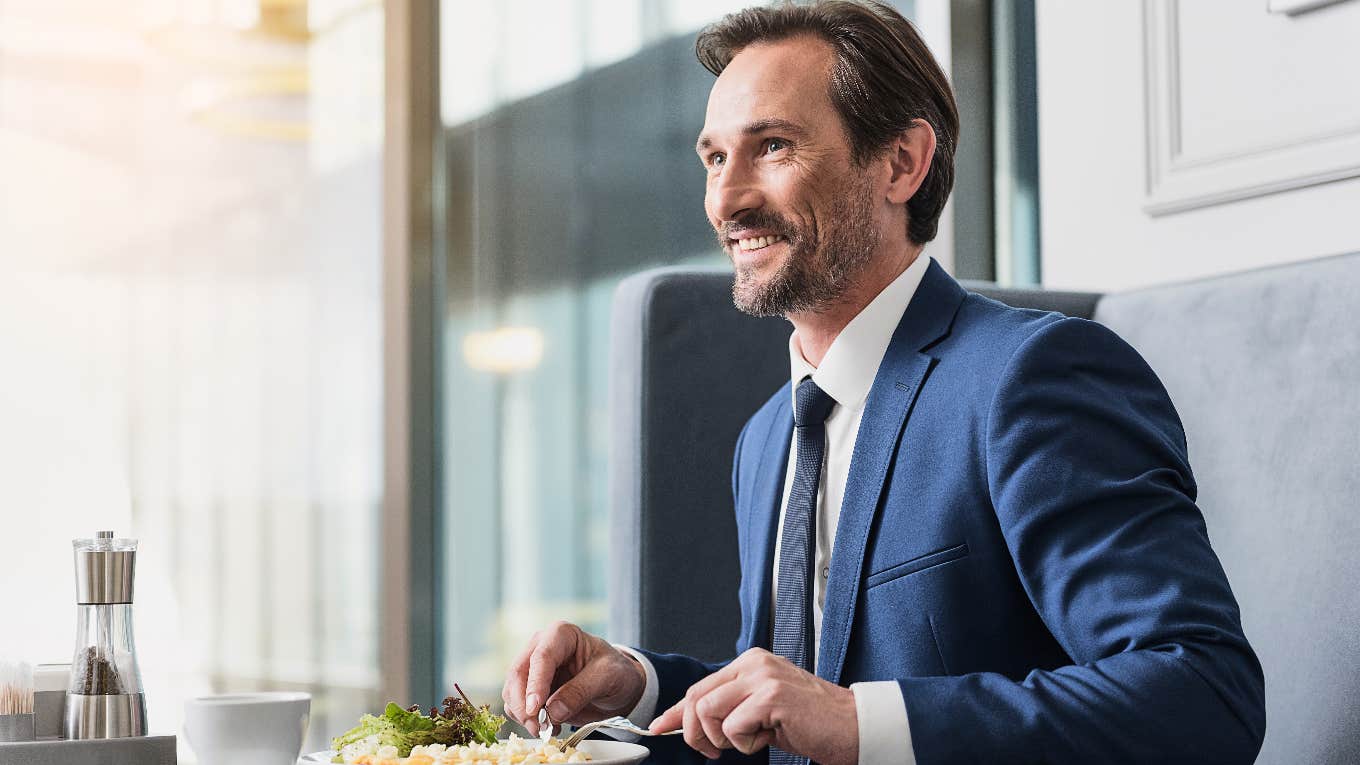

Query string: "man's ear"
[[884, 119, 937, 205]]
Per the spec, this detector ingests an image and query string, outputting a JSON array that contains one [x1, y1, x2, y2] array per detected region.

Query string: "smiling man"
[[501, 2, 1265, 764]]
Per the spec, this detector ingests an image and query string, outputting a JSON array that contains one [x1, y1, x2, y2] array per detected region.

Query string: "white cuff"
[[607, 644, 660, 742], [850, 681, 915, 765]]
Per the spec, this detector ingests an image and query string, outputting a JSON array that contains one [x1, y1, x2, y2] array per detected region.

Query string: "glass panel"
[[437, 0, 918, 710], [0, 0, 383, 758]]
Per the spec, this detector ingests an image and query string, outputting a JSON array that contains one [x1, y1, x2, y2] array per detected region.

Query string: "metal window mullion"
[[949, 0, 996, 282], [382, 0, 445, 708]]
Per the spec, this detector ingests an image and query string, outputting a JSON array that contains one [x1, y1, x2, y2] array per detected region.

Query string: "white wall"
[[1036, 0, 1360, 292]]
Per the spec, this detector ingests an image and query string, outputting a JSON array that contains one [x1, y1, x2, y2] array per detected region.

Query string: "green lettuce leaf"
[[330, 694, 506, 759], [466, 705, 505, 746], [329, 714, 389, 756], [384, 702, 436, 733]]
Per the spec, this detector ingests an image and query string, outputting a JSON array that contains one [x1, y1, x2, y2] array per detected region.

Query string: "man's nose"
[[708, 162, 765, 223]]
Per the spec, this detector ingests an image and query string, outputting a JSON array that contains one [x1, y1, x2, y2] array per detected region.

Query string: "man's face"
[[697, 35, 883, 317]]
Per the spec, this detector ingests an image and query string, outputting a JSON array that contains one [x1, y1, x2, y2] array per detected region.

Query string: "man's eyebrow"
[[695, 118, 809, 154]]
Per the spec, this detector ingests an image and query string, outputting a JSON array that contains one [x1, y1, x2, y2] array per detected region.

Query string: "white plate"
[[300, 739, 649, 765]]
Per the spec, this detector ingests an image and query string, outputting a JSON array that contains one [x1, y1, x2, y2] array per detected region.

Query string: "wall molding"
[[1267, 0, 1354, 16], [1142, 0, 1360, 216]]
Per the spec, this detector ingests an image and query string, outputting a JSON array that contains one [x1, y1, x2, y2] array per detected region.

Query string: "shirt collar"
[[788, 253, 933, 411]]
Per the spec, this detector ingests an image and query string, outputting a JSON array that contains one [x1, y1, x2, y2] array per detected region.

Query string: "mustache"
[[717, 211, 796, 242]]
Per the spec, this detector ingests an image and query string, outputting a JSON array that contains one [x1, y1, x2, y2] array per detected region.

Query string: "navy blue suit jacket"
[[638, 261, 1264, 764]]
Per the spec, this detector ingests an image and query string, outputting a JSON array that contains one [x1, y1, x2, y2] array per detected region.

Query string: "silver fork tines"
[[561, 716, 682, 749]]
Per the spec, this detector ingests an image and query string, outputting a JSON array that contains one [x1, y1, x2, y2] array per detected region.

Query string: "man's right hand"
[[501, 621, 648, 735]]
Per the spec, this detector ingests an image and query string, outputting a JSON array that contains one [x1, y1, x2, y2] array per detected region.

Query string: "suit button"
[[822, 566, 830, 579]]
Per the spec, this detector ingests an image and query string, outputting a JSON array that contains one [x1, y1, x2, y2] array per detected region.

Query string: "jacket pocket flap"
[[865, 542, 969, 589]]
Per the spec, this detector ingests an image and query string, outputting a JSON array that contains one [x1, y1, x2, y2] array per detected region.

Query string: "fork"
[[559, 715, 683, 749]]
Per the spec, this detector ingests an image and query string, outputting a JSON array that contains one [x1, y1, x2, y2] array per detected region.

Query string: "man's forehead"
[[701, 36, 836, 140]]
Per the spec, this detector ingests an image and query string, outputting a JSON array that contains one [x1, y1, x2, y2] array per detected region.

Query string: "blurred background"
[[0, 0, 385, 757], [1, 0, 1357, 760]]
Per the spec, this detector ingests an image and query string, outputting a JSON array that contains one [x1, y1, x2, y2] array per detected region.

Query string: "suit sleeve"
[[897, 317, 1265, 764]]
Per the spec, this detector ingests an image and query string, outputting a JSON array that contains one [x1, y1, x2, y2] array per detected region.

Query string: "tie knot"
[[794, 377, 836, 427]]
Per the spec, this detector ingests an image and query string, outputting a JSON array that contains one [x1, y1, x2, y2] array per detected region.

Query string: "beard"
[[719, 170, 881, 318]]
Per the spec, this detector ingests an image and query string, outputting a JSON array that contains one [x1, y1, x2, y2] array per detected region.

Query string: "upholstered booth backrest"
[[1092, 252, 1360, 765], [608, 254, 1360, 764], [960, 280, 1103, 319], [608, 267, 790, 661]]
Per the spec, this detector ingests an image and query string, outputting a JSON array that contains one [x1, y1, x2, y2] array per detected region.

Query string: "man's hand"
[[501, 621, 648, 735], [649, 648, 858, 765]]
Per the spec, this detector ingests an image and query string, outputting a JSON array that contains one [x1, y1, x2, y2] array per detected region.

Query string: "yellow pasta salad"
[[338, 734, 590, 764]]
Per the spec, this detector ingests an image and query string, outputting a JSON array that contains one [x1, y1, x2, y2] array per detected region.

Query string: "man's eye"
[[765, 139, 788, 154], [709, 153, 726, 168]]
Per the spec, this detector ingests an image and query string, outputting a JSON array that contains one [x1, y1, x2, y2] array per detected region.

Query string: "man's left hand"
[[649, 648, 858, 765]]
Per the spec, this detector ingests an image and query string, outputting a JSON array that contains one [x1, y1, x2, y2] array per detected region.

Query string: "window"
[[435, 0, 930, 710], [0, 0, 384, 757]]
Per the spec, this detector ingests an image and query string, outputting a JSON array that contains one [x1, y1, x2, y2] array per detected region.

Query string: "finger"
[[525, 625, 577, 719], [676, 655, 748, 703], [732, 727, 776, 756], [683, 695, 721, 760], [721, 689, 778, 755], [648, 650, 762, 735], [650, 699, 685, 734], [502, 640, 537, 726], [693, 676, 754, 751], [544, 659, 614, 724]]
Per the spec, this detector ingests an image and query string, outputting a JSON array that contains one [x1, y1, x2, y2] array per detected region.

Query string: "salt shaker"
[[64, 531, 147, 739]]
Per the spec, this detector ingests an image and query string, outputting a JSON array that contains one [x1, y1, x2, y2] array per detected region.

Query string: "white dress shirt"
[[617, 253, 932, 765]]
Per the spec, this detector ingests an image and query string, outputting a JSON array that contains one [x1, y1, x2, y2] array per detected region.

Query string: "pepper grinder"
[[64, 531, 147, 739]]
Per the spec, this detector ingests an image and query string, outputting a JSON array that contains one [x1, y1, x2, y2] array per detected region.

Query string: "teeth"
[[737, 235, 784, 251]]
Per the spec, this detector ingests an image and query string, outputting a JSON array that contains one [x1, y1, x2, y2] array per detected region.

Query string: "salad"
[[333, 734, 590, 764], [331, 686, 507, 762]]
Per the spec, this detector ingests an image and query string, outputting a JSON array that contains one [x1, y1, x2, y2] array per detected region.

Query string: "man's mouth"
[[733, 234, 786, 252]]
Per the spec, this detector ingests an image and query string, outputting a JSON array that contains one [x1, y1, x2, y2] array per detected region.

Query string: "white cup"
[[184, 692, 311, 765]]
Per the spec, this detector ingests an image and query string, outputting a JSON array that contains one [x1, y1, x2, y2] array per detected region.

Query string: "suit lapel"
[[743, 393, 792, 652], [816, 259, 967, 684]]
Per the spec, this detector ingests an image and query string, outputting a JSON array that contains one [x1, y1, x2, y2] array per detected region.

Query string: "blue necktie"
[[770, 377, 836, 765]]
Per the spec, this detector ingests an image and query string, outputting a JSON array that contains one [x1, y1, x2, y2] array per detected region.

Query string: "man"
[[501, 2, 1265, 763]]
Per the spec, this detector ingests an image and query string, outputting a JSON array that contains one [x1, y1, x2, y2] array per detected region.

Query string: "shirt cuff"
[[850, 680, 916, 765], [607, 644, 660, 742]]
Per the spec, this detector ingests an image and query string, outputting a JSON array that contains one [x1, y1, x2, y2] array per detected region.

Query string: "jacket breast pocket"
[[865, 542, 969, 589]]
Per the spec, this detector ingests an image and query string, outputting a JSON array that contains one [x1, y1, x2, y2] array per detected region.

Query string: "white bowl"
[[184, 692, 311, 765]]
